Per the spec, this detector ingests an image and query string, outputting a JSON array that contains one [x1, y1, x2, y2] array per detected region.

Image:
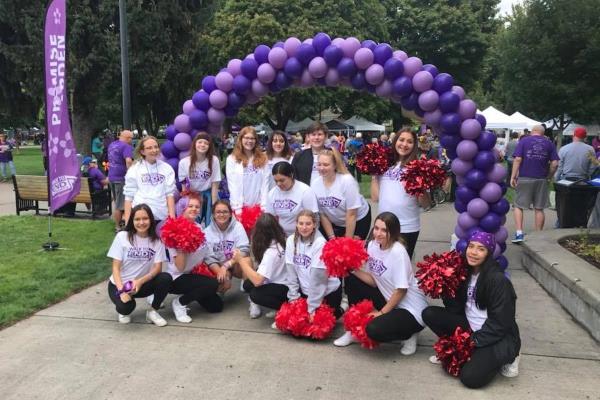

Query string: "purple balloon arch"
[[162, 32, 510, 270]]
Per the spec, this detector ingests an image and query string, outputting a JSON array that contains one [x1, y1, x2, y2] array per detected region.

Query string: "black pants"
[[344, 274, 423, 342], [170, 274, 222, 312], [422, 306, 505, 389], [107, 272, 172, 315], [348, 163, 362, 182], [399, 231, 419, 260], [332, 204, 372, 240], [243, 280, 344, 318]]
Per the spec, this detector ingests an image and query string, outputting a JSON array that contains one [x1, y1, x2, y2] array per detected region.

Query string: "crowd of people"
[[104, 122, 521, 389]]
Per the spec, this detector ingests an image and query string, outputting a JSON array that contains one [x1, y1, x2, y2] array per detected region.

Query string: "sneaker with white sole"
[[265, 310, 277, 318], [171, 296, 192, 323], [146, 309, 167, 327], [429, 355, 441, 364], [118, 313, 131, 324], [271, 321, 278, 330], [249, 301, 262, 319], [511, 233, 525, 244], [400, 333, 418, 356], [146, 294, 165, 309], [500, 355, 520, 378], [333, 331, 357, 347]]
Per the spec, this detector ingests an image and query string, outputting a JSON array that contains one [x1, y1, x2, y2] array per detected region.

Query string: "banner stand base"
[[42, 241, 60, 251]]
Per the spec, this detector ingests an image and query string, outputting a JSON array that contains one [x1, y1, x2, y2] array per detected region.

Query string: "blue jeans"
[[0, 161, 16, 178]]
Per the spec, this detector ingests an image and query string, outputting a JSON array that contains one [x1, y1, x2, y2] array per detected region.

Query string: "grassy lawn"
[[0, 215, 113, 328], [11, 146, 45, 176]]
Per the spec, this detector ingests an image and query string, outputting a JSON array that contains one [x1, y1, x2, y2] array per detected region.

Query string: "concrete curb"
[[521, 229, 600, 341]]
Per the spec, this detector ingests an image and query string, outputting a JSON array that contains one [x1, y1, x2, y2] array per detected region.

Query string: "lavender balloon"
[[341, 37, 361, 58], [458, 99, 477, 120], [215, 71, 234, 92], [456, 140, 478, 161], [365, 64, 384, 85], [209, 89, 228, 109], [325, 68, 341, 86], [403, 57, 423, 77], [173, 132, 192, 151], [308, 57, 328, 78], [424, 109, 442, 126], [268, 47, 288, 69], [451, 158, 473, 176], [393, 50, 408, 61], [182, 100, 196, 115], [460, 119, 482, 140], [207, 108, 225, 124], [354, 48, 374, 70], [174, 114, 191, 133], [479, 182, 503, 203], [375, 80, 393, 97], [284, 37, 302, 57], [458, 212, 479, 229], [451, 85, 466, 100], [417, 90, 439, 112], [495, 226, 509, 243], [467, 198, 489, 218], [257, 63, 276, 84], [227, 59, 242, 76], [412, 71, 434, 92], [487, 163, 508, 183]]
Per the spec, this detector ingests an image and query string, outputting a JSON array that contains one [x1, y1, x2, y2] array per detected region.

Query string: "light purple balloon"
[[418, 90, 439, 112], [495, 226, 508, 243], [246, 93, 260, 105], [375, 80, 393, 97], [412, 71, 434, 92], [308, 57, 328, 78], [268, 47, 288, 69], [456, 175, 466, 185], [480, 182, 503, 203], [284, 37, 302, 57], [458, 212, 479, 230], [227, 59, 242, 76], [456, 139, 478, 160], [299, 69, 315, 87], [467, 198, 489, 219], [493, 148, 503, 162], [487, 163, 508, 183], [251, 79, 269, 97], [178, 150, 191, 160], [455, 225, 468, 240], [183, 100, 196, 115], [493, 244, 502, 258], [173, 132, 192, 151], [207, 108, 225, 124], [354, 48, 374, 69], [365, 64, 384, 85], [403, 57, 423, 78], [451, 85, 466, 100], [424, 109, 442, 127], [458, 99, 477, 120], [460, 119, 482, 140], [209, 89, 228, 109], [257, 63, 276, 84], [174, 114, 191, 133], [215, 71, 234, 92], [451, 158, 473, 176], [341, 37, 361, 58], [303, 38, 313, 45], [393, 50, 408, 61], [325, 68, 340, 86], [331, 37, 345, 47]]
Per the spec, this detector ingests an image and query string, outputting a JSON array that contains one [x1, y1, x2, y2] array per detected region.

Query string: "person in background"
[[346, 132, 364, 183], [108, 130, 134, 232], [291, 122, 329, 186], [87, 158, 109, 191], [0, 133, 16, 182], [91, 133, 104, 162], [504, 131, 519, 186]]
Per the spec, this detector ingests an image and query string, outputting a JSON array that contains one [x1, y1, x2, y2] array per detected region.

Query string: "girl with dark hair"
[[334, 212, 427, 355], [167, 194, 224, 323], [422, 231, 521, 388], [371, 129, 431, 259], [226, 127, 268, 214], [107, 204, 172, 326], [264, 130, 294, 192], [178, 132, 221, 225], [265, 161, 319, 235], [291, 122, 329, 185]]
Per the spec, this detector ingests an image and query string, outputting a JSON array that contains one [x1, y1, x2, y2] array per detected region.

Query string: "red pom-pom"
[[160, 216, 206, 253], [356, 143, 393, 176], [320, 237, 369, 278], [433, 326, 475, 376], [342, 300, 379, 349], [239, 204, 262, 236], [416, 250, 467, 299], [191, 262, 216, 278], [400, 156, 447, 196], [275, 298, 336, 340]]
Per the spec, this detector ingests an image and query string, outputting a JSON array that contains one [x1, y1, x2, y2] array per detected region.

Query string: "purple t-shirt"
[[88, 167, 106, 191], [107, 140, 133, 182], [513, 135, 559, 179]]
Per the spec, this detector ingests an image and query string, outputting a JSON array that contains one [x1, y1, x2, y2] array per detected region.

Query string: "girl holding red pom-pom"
[[285, 211, 343, 319], [312, 148, 371, 240], [334, 212, 428, 355], [371, 130, 431, 259], [167, 194, 224, 323], [422, 231, 521, 388]]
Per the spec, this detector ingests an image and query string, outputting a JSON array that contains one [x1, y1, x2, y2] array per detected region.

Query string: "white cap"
[[356, 132, 362, 138]]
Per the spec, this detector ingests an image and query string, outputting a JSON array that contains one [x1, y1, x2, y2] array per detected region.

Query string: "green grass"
[[11, 146, 45, 176], [0, 215, 114, 328], [359, 175, 372, 199]]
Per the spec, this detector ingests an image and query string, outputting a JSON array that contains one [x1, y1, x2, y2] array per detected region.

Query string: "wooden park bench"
[[12, 175, 112, 219]]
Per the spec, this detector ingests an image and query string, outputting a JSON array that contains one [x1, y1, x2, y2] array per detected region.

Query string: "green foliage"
[[12, 146, 46, 176]]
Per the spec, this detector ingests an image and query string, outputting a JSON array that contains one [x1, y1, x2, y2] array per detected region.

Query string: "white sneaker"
[[118, 314, 131, 324], [429, 355, 441, 364], [146, 309, 167, 327], [400, 333, 418, 356], [146, 294, 165, 309], [500, 355, 520, 378], [271, 321, 278, 330], [333, 331, 357, 347], [249, 301, 262, 319], [265, 310, 277, 318], [340, 295, 349, 312], [171, 296, 192, 323]]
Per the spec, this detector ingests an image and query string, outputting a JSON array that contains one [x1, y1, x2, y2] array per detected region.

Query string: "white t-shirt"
[[226, 155, 266, 211], [312, 173, 369, 227], [266, 180, 319, 236], [310, 152, 320, 185], [167, 240, 219, 280], [256, 241, 288, 285], [107, 231, 167, 284], [377, 163, 421, 233], [204, 219, 250, 262], [123, 159, 176, 221], [178, 155, 221, 193], [264, 156, 293, 192], [465, 273, 488, 331], [365, 241, 428, 326], [285, 234, 340, 296]]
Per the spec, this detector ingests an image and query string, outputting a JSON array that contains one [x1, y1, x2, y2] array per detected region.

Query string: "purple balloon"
[[451, 85, 465, 100], [312, 32, 331, 56], [477, 130, 497, 150], [424, 109, 442, 126], [479, 182, 503, 203], [361, 39, 377, 50], [392, 76, 413, 97], [173, 132, 192, 151], [460, 119, 482, 140], [418, 90, 439, 112], [458, 99, 477, 120], [336, 57, 356, 78], [456, 140, 478, 160], [207, 108, 225, 124], [433, 73, 454, 94], [393, 50, 408, 61], [454, 199, 467, 213], [458, 212, 479, 229], [201, 76, 217, 94], [178, 150, 191, 160], [400, 93, 419, 111], [412, 71, 434, 92], [182, 99, 196, 115], [495, 226, 509, 243], [325, 68, 341, 86], [215, 71, 234, 92], [273, 41, 284, 48], [189, 109, 208, 129], [456, 175, 465, 185], [351, 71, 367, 89], [303, 38, 313, 45], [189, 129, 199, 140], [375, 80, 393, 97], [422, 64, 439, 77], [487, 163, 508, 183], [451, 158, 474, 176], [456, 185, 478, 203], [465, 169, 487, 190], [165, 125, 177, 141], [467, 198, 490, 218], [254, 44, 271, 64], [227, 59, 242, 76], [454, 224, 467, 239], [224, 104, 239, 117], [456, 239, 468, 254], [475, 113, 487, 129], [275, 71, 292, 89], [296, 43, 317, 66], [299, 69, 315, 87], [440, 134, 461, 151], [241, 58, 259, 80], [192, 90, 210, 111], [373, 43, 393, 65], [161, 141, 179, 159], [341, 37, 361, 58], [473, 151, 496, 172], [365, 64, 384, 85], [497, 255, 508, 270], [440, 113, 461, 133], [251, 79, 269, 97], [383, 58, 404, 81], [246, 93, 260, 105], [331, 37, 345, 47], [439, 92, 460, 113], [308, 57, 328, 78], [228, 92, 246, 109], [493, 243, 502, 258], [174, 114, 191, 133], [284, 37, 302, 57], [403, 57, 423, 77], [323, 45, 344, 67], [479, 212, 502, 233], [209, 89, 228, 109], [491, 198, 510, 215], [257, 63, 276, 83], [232, 75, 251, 95], [283, 57, 303, 78], [268, 47, 288, 69], [166, 157, 180, 173], [354, 48, 374, 70]]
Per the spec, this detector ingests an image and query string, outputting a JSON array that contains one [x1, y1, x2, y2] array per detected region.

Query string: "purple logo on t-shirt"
[[318, 196, 342, 208], [141, 173, 165, 185], [190, 170, 211, 180], [244, 165, 260, 174], [368, 257, 387, 276], [127, 247, 156, 260], [382, 167, 402, 180], [273, 199, 298, 211], [213, 240, 235, 260], [293, 254, 311, 268]]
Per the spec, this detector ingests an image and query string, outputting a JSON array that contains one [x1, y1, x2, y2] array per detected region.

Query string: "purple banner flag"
[[44, 0, 80, 212]]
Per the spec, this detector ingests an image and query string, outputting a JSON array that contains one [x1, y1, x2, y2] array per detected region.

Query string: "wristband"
[[116, 280, 134, 296]]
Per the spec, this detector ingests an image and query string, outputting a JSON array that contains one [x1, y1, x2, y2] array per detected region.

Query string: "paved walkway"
[[0, 194, 598, 399]]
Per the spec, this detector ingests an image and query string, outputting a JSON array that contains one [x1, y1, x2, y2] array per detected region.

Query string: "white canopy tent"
[[480, 106, 523, 130], [510, 112, 541, 130], [557, 121, 600, 137], [345, 116, 385, 133], [285, 117, 315, 132]]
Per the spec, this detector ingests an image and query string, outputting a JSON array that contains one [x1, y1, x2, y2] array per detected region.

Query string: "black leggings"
[[344, 274, 423, 342], [243, 280, 344, 318], [170, 274, 222, 313], [107, 272, 172, 315], [332, 204, 372, 240], [399, 231, 419, 259], [422, 306, 505, 389]]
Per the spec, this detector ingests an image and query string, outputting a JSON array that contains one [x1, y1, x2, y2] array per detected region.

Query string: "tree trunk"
[[71, 111, 95, 157]]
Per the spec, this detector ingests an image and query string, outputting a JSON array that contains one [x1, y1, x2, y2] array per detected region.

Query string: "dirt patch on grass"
[[559, 234, 600, 269]]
